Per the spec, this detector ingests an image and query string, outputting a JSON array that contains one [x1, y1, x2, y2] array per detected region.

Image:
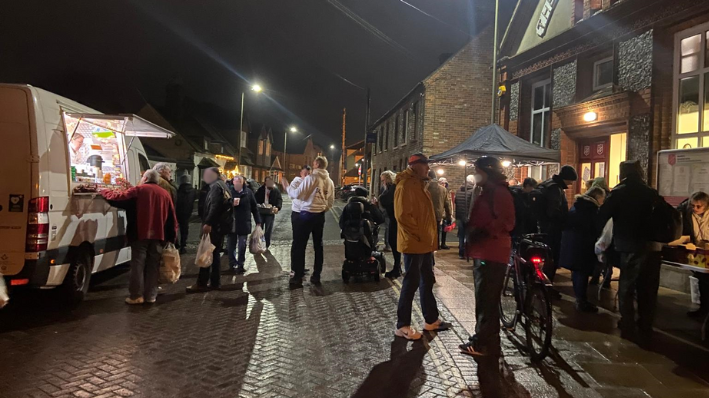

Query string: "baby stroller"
[[340, 195, 386, 283]]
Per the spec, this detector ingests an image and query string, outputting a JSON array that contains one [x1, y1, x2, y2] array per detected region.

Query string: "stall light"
[[458, 160, 467, 167], [437, 169, 445, 175], [583, 111, 597, 122], [215, 154, 235, 161], [501, 160, 512, 168]]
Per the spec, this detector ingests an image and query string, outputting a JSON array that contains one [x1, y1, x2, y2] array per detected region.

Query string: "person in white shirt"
[[281, 156, 335, 288]]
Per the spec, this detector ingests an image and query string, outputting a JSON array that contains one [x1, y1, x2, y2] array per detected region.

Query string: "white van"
[[0, 84, 174, 302]]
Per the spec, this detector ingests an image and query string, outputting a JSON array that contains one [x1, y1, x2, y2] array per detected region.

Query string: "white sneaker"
[[424, 319, 452, 331], [125, 297, 144, 305], [395, 326, 422, 340]]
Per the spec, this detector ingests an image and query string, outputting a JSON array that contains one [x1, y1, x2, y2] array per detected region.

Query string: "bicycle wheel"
[[524, 282, 553, 361], [499, 265, 518, 330]]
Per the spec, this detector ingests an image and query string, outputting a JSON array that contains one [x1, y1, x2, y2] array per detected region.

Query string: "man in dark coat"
[[187, 167, 233, 292], [536, 165, 578, 289], [598, 160, 662, 341], [560, 187, 605, 313], [255, 177, 283, 249], [100, 169, 177, 304], [454, 176, 481, 259], [228, 175, 262, 274], [510, 177, 538, 240], [176, 175, 197, 254]]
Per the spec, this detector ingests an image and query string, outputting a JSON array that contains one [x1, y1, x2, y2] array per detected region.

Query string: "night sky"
[[1, 0, 513, 153]]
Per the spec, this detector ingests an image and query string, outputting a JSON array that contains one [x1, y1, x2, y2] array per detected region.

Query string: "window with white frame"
[[530, 79, 552, 147], [593, 56, 613, 91], [674, 22, 709, 149], [412, 101, 419, 141]]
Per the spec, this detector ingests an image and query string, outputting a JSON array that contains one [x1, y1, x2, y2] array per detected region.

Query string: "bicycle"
[[499, 233, 553, 361]]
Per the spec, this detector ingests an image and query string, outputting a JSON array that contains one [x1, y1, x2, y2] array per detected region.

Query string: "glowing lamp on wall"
[[583, 111, 598, 122], [501, 160, 512, 168], [437, 169, 445, 176], [458, 160, 467, 167]]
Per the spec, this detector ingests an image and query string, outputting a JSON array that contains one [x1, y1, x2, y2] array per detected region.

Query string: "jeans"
[[456, 218, 466, 257], [291, 211, 325, 278], [262, 214, 275, 247], [618, 251, 662, 334], [383, 214, 391, 249], [198, 232, 225, 288], [129, 239, 164, 301], [572, 271, 590, 303], [227, 233, 248, 268], [469, 260, 507, 353], [396, 253, 439, 329]]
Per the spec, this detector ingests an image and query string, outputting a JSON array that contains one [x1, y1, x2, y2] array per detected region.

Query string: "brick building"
[[369, 0, 499, 194], [497, 0, 709, 202]]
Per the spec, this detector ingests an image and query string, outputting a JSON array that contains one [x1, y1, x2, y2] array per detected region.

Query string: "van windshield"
[[64, 114, 127, 186]]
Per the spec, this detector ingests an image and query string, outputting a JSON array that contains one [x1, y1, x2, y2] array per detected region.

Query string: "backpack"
[[529, 181, 551, 225], [650, 194, 682, 243]]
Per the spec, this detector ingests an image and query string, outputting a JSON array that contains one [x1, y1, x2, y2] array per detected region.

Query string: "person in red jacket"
[[101, 169, 178, 305], [459, 156, 515, 357]]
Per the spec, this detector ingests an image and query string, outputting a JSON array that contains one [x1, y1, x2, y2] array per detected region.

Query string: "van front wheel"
[[61, 250, 92, 304]]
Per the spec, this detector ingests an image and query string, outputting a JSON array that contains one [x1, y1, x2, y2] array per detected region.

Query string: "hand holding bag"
[[249, 226, 267, 254], [159, 243, 182, 284], [0, 276, 8, 309], [195, 234, 216, 268]]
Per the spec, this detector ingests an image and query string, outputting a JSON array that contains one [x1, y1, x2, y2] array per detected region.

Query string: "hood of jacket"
[[574, 194, 601, 208], [395, 168, 423, 185], [312, 168, 330, 181]]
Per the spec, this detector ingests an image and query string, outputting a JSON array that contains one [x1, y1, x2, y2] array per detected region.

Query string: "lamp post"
[[238, 84, 263, 175], [284, 126, 297, 179]]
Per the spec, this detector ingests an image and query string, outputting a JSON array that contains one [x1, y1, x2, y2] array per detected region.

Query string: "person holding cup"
[[227, 176, 261, 274]]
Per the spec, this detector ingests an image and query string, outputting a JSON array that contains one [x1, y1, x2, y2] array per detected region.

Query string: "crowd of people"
[[84, 149, 699, 355]]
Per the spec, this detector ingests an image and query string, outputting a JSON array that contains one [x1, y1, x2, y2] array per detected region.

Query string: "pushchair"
[[340, 198, 386, 283]]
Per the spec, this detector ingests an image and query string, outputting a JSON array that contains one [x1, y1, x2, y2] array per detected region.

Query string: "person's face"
[[474, 169, 489, 185], [71, 135, 84, 150], [265, 178, 274, 189], [597, 195, 606, 206], [160, 168, 172, 181], [203, 170, 218, 185], [312, 159, 319, 170], [300, 168, 309, 178], [410, 162, 429, 179], [563, 180, 575, 187], [380, 177, 386, 186], [233, 177, 244, 190], [692, 200, 708, 215]]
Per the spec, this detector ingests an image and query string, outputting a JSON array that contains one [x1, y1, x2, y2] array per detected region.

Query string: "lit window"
[[673, 23, 709, 148], [530, 79, 551, 147]]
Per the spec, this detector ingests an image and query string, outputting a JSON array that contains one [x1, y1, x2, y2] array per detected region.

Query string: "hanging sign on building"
[[536, 0, 559, 38]]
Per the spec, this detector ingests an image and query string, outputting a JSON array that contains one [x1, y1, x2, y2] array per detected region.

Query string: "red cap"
[[407, 153, 430, 165]]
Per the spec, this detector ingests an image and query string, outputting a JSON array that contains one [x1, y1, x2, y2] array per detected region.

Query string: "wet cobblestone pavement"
[[2, 201, 709, 397]]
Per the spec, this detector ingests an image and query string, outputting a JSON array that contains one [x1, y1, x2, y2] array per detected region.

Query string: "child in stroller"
[[340, 187, 387, 283]]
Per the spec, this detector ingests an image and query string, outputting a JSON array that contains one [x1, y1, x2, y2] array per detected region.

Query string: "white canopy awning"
[[64, 113, 175, 138]]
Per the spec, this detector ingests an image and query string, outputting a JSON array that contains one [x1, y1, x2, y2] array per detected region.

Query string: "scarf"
[[692, 211, 709, 243]]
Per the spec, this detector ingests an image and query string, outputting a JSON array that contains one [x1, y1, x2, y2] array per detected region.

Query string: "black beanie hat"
[[559, 165, 578, 181]]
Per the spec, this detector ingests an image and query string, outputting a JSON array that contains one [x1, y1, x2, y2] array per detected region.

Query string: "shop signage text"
[[536, 0, 559, 38]]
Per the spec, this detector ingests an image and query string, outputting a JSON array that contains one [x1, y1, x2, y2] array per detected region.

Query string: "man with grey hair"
[[100, 168, 177, 305], [153, 162, 177, 203]]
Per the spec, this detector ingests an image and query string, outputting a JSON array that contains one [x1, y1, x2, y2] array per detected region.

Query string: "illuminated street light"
[[251, 84, 263, 93], [239, 84, 264, 170], [583, 111, 597, 122], [330, 144, 335, 149], [458, 160, 466, 167], [290, 126, 297, 133]]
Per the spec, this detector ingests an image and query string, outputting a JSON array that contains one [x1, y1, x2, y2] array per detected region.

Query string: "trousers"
[[291, 211, 325, 278], [468, 259, 507, 352], [396, 253, 439, 329], [129, 239, 164, 301], [618, 250, 662, 334], [197, 232, 225, 288]]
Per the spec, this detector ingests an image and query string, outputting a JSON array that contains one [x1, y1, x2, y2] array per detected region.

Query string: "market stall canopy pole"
[[429, 124, 560, 164], [64, 113, 176, 139]]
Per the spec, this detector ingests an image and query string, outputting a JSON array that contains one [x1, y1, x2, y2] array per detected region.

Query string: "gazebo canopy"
[[429, 124, 560, 164]]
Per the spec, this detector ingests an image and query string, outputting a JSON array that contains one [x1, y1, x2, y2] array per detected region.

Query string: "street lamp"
[[458, 160, 466, 167], [238, 84, 264, 174], [284, 126, 297, 178], [330, 144, 335, 149]]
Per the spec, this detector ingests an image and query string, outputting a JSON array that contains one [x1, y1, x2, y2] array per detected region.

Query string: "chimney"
[[165, 78, 184, 120]]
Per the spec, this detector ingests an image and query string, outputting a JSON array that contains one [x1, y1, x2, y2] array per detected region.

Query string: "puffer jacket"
[[394, 169, 438, 254], [454, 184, 480, 221]]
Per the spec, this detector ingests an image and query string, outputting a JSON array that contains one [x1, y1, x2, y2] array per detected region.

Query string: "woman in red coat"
[[459, 157, 515, 357]]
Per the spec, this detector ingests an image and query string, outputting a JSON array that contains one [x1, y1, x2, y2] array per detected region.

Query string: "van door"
[[0, 87, 33, 276]]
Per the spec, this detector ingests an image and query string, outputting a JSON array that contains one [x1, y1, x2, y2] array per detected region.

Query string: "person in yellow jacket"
[[394, 153, 452, 340]]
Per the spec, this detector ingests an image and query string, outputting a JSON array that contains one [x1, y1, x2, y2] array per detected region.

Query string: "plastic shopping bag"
[[595, 219, 613, 261], [0, 276, 8, 309], [159, 243, 182, 284], [690, 276, 701, 305], [249, 226, 267, 254], [195, 234, 216, 268]]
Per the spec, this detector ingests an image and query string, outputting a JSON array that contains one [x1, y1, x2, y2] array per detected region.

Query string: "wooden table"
[[663, 260, 709, 340]]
